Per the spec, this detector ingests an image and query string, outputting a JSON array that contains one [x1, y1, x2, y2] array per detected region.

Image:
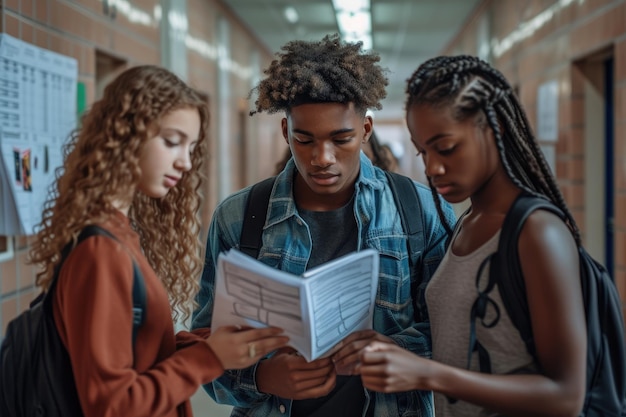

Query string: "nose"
[[424, 154, 445, 177], [311, 142, 335, 167], [175, 150, 193, 172]]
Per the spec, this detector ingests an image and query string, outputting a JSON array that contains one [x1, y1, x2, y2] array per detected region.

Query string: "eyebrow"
[[425, 133, 452, 145], [161, 127, 189, 139], [292, 127, 355, 137]]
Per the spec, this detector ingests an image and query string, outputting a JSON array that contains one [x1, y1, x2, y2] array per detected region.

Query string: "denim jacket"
[[192, 154, 456, 417]]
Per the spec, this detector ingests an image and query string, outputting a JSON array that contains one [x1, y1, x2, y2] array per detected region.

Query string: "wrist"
[[255, 358, 271, 394]]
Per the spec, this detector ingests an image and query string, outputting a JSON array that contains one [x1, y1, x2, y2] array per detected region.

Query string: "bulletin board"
[[0, 33, 77, 235]]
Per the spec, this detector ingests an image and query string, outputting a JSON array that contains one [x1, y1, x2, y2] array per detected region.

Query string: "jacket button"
[[279, 404, 286, 413]]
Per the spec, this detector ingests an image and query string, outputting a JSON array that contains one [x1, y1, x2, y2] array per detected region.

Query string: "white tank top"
[[425, 227, 538, 417]]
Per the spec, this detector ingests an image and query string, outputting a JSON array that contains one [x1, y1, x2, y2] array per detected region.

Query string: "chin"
[[140, 188, 169, 199], [444, 197, 467, 205], [309, 183, 342, 195], [439, 191, 468, 205]]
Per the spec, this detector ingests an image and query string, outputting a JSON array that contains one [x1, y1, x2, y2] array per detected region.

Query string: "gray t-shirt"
[[426, 228, 538, 417], [299, 198, 358, 269]]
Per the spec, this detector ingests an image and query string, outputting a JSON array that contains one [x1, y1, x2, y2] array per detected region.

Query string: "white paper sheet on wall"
[[0, 33, 77, 235]]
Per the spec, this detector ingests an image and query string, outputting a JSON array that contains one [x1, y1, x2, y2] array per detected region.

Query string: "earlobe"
[[363, 115, 374, 143], [281, 118, 289, 143]]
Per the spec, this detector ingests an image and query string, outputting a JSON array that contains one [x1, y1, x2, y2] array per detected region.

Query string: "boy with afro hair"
[[193, 34, 454, 417]]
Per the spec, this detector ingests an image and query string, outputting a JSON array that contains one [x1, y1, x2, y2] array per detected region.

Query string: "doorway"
[[577, 50, 615, 277], [95, 50, 126, 101]]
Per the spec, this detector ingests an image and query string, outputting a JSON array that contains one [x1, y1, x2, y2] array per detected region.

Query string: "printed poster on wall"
[[0, 33, 77, 235], [537, 80, 559, 174]]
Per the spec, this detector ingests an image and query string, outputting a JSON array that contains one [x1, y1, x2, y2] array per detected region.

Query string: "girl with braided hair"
[[359, 55, 586, 416]]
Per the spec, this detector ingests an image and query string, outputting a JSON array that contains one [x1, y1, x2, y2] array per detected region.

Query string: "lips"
[[164, 175, 180, 187], [311, 172, 337, 179], [432, 181, 453, 195], [309, 172, 339, 186]]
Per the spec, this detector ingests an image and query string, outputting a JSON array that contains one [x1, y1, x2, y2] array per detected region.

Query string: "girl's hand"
[[358, 341, 431, 393], [330, 330, 394, 375], [206, 325, 289, 370]]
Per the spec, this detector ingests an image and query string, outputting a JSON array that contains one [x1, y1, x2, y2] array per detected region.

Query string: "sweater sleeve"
[[54, 236, 225, 417]]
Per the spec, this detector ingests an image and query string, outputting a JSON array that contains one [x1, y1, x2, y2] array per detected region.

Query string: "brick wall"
[[0, 0, 283, 336], [443, 0, 626, 310]]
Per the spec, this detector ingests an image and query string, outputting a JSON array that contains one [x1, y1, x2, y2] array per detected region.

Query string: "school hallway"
[[1, 1, 625, 416]]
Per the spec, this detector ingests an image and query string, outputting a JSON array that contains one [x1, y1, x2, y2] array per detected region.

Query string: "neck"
[[470, 168, 521, 216], [111, 200, 130, 217], [293, 174, 355, 211]]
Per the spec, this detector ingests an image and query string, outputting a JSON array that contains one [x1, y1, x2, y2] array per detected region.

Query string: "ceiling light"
[[332, 0, 369, 13], [284, 6, 299, 24], [332, 0, 372, 50], [336, 11, 371, 34]]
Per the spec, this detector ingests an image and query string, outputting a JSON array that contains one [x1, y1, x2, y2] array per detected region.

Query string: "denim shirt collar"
[[266, 152, 385, 228]]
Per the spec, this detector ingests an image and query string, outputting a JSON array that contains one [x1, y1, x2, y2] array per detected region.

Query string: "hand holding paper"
[[211, 248, 380, 361]]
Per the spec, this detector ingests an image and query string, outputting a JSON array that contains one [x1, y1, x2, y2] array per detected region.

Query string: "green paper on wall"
[[77, 82, 86, 120]]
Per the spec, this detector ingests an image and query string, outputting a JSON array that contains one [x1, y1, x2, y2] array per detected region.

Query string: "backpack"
[[0, 225, 147, 417], [239, 171, 427, 321], [466, 192, 626, 416]]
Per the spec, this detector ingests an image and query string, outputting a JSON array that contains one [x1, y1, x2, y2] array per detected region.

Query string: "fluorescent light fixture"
[[336, 11, 371, 34], [332, 0, 369, 13], [332, 0, 372, 50], [284, 6, 299, 24]]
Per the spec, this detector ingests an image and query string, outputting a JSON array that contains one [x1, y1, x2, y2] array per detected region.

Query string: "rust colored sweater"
[[53, 213, 223, 417]]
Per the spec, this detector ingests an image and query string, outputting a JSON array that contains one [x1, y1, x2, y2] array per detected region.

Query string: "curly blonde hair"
[[29, 65, 210, 321]]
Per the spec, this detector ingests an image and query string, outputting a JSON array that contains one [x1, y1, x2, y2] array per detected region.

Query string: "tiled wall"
[[443, 0, 626, 311], [0, 0, 282, 336]]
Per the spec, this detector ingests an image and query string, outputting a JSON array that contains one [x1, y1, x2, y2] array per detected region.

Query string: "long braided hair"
[[406, 55, 580, 244]]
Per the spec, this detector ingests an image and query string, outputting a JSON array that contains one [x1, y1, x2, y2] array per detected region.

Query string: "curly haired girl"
[[29, 65, 288, 417]]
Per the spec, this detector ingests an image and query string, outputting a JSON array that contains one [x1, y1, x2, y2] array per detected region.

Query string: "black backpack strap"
[[493, 194, 563, 357], [131, 260, 146, 346], [384, 171, 425, 322], [387, 172, 452, 260], [384, 171, 424, 267], [466, 193, 563, 376], [240, 177, 276, 259]]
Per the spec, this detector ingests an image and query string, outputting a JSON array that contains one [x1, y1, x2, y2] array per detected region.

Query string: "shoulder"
[[210, 186, 251, 231], [517, 208, 579, 284], [208, 176, 286, 246], [213, 173, 289, 219], [367, 169, 454, 218], [67, 232, 134, 270], [214, 187, 250, 214], [57, 234, 136, 300], [518, 208, 575, 254], [411, 179, 456, 223]]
